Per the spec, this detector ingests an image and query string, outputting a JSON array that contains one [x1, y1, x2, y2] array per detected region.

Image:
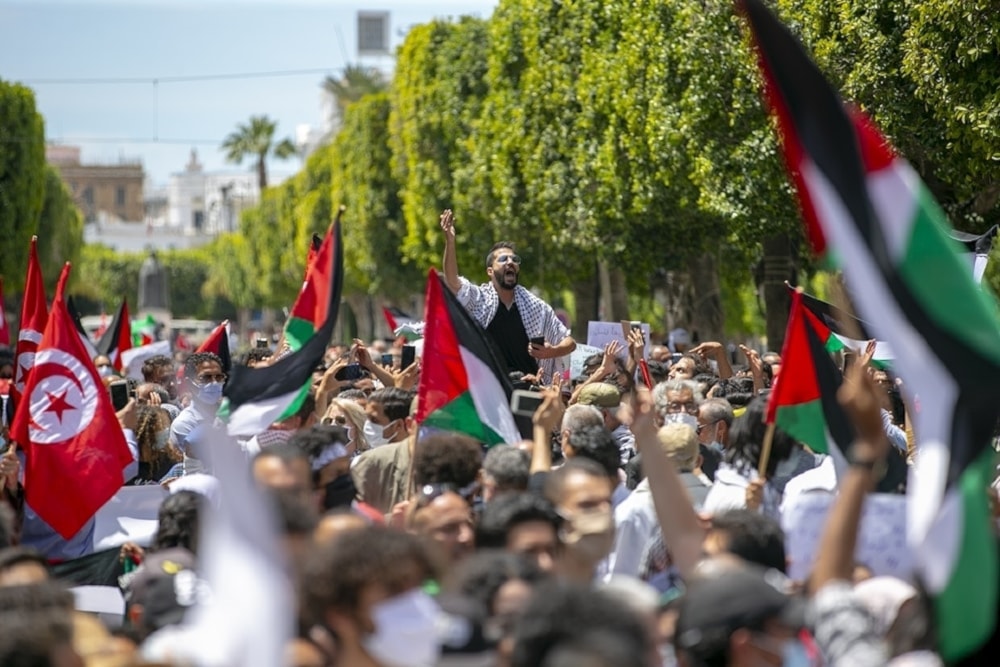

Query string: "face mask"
[[362, 589, 441, 667], [782, 639, 810, 667], [559, 507, 614, 562], [665, 412, 699, 431], [196, 381, 224, 406], [363, 419, 393, 447], [323, 474, 357, 510], [98, 365, 114, 378], [154, 429, 171, 451]]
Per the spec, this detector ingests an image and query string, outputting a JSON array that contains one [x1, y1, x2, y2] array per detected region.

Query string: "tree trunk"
[[571, 263, 599, 342], [687, 252, 724, 344], [608, 267, 629, 322], [344, 294, 372, 343], [762, 234, 795, 352], [257, 155, 268, 191]]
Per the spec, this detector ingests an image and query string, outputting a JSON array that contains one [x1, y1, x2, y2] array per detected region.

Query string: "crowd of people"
[[0, 218, 993, 667]]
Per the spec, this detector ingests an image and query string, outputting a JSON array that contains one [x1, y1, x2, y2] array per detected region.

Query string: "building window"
[[116, 186, 126, 207], [193, 211, 204, 231], [357, 11, 389, 55], [83, 187, 93, 205]]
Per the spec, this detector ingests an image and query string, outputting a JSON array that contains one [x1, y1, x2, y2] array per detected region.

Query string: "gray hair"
[[560, 404, 604, 434], [700, 397, 735, 427], [482, 444, 530, 492], [652, 379, 704, 416]]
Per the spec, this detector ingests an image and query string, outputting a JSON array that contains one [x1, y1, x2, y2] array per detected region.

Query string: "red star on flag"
[[44, 389, 76, 423]]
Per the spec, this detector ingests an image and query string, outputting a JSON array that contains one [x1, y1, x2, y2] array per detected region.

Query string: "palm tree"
[[220, 115, 296, 190], [322, 64, 388, 121]]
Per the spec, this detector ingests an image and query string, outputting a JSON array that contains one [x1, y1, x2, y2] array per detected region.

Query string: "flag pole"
[[757, 422, 777, 477]]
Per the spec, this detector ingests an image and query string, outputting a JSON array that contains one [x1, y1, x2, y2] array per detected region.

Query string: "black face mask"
[[323, 474, 357, 510]]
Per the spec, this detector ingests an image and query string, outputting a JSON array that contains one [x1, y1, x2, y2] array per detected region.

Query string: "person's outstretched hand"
[[440, 209, 456, 240], [838, 363, 889, 462]]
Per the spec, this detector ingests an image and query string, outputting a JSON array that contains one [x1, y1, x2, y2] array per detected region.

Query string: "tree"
[[0, 80, 46, 290], [323, 64, 389, 122], [36, 165, 84, 292], [221, 115, 296, 190]]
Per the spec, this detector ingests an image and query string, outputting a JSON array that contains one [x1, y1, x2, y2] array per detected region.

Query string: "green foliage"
[[0, 80, 46, 290], [36, 165, 84, 291], [323, 65, 389, 120], [331, 93, 419, 298], [74, 244, 232, 319]]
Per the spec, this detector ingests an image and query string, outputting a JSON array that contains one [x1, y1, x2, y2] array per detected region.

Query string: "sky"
[[0, 0, 498, 186]]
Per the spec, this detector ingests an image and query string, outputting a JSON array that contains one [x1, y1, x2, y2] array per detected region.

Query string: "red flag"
[[14, 237, 49, 399], [304, 233, 322, 280], [196, 320, 232, 372], [94, 312, 108, 340], [0, 277, 10, 347], [96, 299, 132, 371], [11, 263, 133, 539]]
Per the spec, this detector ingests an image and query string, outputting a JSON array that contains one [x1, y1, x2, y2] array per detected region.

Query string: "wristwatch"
[[848, 452, 888, 481]]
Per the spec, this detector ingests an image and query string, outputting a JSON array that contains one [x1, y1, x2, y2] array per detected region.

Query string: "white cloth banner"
[[92, 484, 169, 551], [120, 340, 172, 381]]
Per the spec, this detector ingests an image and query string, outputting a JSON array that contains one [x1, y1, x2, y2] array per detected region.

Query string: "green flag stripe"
[[284, 317, 316, 353], [899, 186, 1000, 367], [934, 449, 999, 660], [423, 391, 505, 446], [773, 399, 829, 455]]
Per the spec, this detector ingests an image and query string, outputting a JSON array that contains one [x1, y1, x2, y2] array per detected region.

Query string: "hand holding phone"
[[401, 345, 416, 369]]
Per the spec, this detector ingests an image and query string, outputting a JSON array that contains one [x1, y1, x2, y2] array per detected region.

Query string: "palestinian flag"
[[66, 296, 98, 361], [285, 210, 344, 352], [383, 306, 422, 341], [131, 314, 156, 347], [949, 225, 997, 284], [220, 220, 342, 437], [792, 286, 893, 369], [97, 299, 132, 371], [766, 290, 850, 470], [196, 320, 232, 373], [742, 0, 1000, 658], [415, 270, 520, 446]]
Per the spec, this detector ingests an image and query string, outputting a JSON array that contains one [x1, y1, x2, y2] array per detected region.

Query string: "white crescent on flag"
[[27, 348, 99, 445], [15, 328, 43, 395]]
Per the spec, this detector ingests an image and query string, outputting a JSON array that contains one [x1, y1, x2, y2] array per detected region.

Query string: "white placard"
[[92, 484, 169, 551], [586, 321, 650, 360], [569, 344, 604, 380], [781, 492, 913, 582]]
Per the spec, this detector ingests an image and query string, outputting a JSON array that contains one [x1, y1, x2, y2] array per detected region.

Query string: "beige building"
[[46, 145, 145, 223]]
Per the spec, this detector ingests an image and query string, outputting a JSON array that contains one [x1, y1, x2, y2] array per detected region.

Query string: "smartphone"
[[401, 344, 416, 369], [109, 380, 131, 411], [529, 336, 545, 347], [630, 321, 642, 332], [510, 389, 545, 418], [381, 353, 394, 367], [335, 363, 363, 381]]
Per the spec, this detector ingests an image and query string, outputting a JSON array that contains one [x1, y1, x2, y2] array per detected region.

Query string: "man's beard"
[[494, 268, 519, 291]]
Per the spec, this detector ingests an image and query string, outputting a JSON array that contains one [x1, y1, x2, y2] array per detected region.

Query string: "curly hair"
[[152, 491, 202, 554], [134, 405, 180, 466], [412, 433, 484, 488], [300, 527, 438, 625], [183, 352, 223, 381]]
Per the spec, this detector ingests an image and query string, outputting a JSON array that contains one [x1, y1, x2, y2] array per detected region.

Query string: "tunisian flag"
[[14, 237, 49, 399], [0, 277, 10, 346], [11, 263, 133, 539]]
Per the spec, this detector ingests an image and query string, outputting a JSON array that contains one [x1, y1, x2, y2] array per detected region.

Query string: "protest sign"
[[586, 321, 650, 360], [782, 492, 913, 581]]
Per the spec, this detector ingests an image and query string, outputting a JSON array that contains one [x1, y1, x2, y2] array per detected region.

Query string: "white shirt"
[[605, 479, 657, 580]]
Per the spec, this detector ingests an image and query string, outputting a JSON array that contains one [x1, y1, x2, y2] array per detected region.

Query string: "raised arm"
[[627, 387, 706, 579], [440, 209, 461, 295]]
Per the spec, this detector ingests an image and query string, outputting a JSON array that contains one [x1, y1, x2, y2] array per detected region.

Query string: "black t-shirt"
[[487, 301, 538, 376]]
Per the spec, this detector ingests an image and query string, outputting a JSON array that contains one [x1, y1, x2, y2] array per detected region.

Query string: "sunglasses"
[[322, 415, 348, 426], [495, 254, 521, 265]]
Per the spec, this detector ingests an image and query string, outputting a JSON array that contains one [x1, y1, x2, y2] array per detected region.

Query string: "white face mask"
[[363, 419, 394, 447], [154, 429, 171, 451], [665, 412, 699, 431], [195, 381, 224, 406], [362, 589, 441, 667], [97, 365, 114, 378]]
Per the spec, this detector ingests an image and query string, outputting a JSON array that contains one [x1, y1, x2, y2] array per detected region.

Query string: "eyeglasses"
[[195, 373, 227, 384], [696, 420, 719, 434], [495, 254, 521, 265], [666, 401, 698, 415]]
